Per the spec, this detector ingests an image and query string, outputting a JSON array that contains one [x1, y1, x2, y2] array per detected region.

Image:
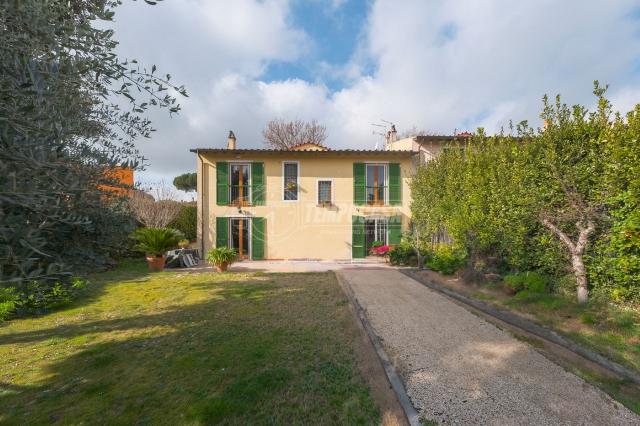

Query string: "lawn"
[[0, 261, 380, 425]]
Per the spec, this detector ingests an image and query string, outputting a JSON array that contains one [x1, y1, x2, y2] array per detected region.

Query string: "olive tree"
[[531, 84, 611, 303], [0, 1, 186, 307]]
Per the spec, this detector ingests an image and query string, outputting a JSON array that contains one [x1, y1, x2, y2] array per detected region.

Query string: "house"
[[191, 130, 469, 261], [99, 166, 134, 197]]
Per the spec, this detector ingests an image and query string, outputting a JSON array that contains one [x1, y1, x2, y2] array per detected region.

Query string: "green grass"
[[0, 261, 379, 425]]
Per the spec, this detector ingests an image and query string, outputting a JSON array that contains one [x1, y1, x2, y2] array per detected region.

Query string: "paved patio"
[[186, 258, 392, 273]]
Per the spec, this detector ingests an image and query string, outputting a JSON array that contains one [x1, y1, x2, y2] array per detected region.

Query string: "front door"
[[364, 218, 388, 253], [230, 217, 250, 259]]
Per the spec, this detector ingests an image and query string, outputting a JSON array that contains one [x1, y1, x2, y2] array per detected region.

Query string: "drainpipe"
[[198, 152, 205, 257]]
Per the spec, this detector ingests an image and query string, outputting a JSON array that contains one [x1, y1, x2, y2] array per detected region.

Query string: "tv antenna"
[[370, 119, 395, 150]]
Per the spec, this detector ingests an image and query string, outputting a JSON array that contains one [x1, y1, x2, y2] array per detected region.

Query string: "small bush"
[[0, 287, 17, 321], [371, 241, 384, 248], [388, 242, 416, 266], [503, 271, 548, 294], [9, 277, 87, 316], [425, 244, 466, 275]]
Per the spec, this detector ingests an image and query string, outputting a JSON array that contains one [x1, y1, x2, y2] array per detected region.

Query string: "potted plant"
[[285, 181, 297, 191], [178, 239, 190, 249], [130, 227, 184, 272], [206, 247, 238, 272]]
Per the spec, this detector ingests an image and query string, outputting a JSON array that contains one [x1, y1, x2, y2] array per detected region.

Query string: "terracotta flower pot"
[[146, 254, 166, 272], [215, 262, 229, 272]]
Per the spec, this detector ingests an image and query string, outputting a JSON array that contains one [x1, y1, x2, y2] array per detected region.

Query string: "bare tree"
[[262, 119, 327, 149], [399, 126, 436, 139], [129, 181, 183, 228]]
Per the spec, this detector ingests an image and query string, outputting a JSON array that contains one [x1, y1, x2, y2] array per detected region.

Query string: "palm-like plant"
[[130, 228, 184, 256], [206, 247, 238, 272]]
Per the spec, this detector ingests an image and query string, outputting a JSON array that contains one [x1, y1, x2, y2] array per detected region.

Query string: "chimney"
[[227, 130, 236, 149], [390, 124, 397, 143]]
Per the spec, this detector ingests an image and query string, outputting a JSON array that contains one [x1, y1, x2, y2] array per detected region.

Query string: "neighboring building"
[[191, 130, 469, 261], [100, 166, 134, 196]]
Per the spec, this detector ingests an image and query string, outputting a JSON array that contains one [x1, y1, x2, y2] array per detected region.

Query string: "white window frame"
[[282, 161, 299, 202], [316, 178, 334, 206], [365, 163, 389, 206], [228, 161, 252, 205]]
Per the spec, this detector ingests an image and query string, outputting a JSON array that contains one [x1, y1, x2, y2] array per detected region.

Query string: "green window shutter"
[[389, 163, 401, 206], [388, 215, 402, 245], [353, 163, 365, 205], [216, 217, 229, 248], [352, 216, 365, 258], [251, 217, 265, 260], [216, 162, 229, 206], [251, 162, 265, 205]]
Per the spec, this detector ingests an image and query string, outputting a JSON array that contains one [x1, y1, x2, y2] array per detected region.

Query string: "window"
[[366, 164, 387, 205], [283, 162, 298, 201], [317, 180, 332, 205], [229, 163, 251, 205]]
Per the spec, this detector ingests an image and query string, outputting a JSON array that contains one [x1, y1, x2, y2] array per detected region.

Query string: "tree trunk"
[[572, 253, 589, 304], [541, 217, 594, 304]]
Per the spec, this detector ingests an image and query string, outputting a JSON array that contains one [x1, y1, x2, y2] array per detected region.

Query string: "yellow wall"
[[196, 151, 415, 260]]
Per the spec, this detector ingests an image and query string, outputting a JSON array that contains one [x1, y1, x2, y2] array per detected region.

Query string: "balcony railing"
[[229, 184, 251, 206], [366, 185, 386, 205]]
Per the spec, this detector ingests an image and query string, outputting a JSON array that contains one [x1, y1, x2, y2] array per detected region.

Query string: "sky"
[[109, 0, 640, 194]]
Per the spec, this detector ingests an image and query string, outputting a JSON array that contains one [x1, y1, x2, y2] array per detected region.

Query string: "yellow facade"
[[195, 150, 416, 260]]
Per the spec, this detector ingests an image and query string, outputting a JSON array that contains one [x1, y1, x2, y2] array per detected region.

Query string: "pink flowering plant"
[[370, 245, 391, 255]]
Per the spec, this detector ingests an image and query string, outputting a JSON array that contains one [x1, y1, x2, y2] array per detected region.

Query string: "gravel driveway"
[[338, 269, 639, 425]]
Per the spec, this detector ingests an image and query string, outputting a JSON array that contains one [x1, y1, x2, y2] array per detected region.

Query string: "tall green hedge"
[[169, 204, 197, 242], [411, 84, 640, 304]]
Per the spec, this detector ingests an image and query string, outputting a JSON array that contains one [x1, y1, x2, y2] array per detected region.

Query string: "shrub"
[[371, 241, 384, 248], [389, 242, 416, 266], [503, 271, 548, 294], [0, 287, 17, 321], [370, 245, 390, 256], [425, 244, 466, 275], [8, 277, 87, 316], [170, 204, 197, 241], [206, 247, 237, 266], [130, 227, 183, 256]]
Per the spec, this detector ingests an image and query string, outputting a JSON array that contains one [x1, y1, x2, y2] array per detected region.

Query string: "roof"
[[190, 148, 416, 156], [288, 142, 330, 151]]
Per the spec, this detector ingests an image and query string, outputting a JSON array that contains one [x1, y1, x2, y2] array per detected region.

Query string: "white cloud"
[[110, 0, 640, 183]]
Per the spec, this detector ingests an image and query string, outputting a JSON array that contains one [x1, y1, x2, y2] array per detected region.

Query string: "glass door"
[[364, 218, 388, 253], [230, 218, 250, 259]]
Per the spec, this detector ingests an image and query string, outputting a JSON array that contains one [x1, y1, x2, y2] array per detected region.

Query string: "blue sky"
[[263, 0, 371, 91], [110, 0, 640, 188]]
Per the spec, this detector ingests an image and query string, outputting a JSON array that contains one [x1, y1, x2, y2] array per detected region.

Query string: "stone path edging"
[[336, 271, 421, 426], [401, 268, 640, 386]]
